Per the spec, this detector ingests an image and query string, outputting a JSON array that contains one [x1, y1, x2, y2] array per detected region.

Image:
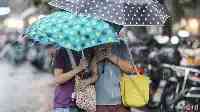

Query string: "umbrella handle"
[[81, 50, 91, 78], [67, 49, 77, 68], [81, 50, 89, 66], [81, 50, 86, 59]]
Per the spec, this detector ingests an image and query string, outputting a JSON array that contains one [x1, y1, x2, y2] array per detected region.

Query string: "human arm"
[[94, 47, 143, 74], [54, 66, 85, 85], [53, 48, 88, 85], [99, 46, 143, 74], [108, 54, 140, 73]]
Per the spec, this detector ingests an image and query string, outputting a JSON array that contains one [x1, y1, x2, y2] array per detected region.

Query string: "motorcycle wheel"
[[162, 84, 177, 112], [174, 99, 186, 112]]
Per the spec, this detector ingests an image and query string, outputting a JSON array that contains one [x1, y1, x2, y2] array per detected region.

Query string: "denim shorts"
[[54, 107, 80, 112]]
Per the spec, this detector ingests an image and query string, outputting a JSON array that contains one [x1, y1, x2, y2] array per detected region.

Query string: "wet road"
[[0, 61, 54, 112]]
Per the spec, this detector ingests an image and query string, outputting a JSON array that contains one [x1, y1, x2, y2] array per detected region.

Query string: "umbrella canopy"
[[25, 11, 119, 51], [49, 0, 169, 26]]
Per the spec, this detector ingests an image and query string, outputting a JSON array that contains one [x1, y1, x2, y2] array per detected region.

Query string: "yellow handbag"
[[120, 73, 150, 107]]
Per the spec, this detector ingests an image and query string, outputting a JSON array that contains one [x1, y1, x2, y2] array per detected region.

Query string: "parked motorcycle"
[[130, 46, 182, 111], [161, 64, 200, 112]]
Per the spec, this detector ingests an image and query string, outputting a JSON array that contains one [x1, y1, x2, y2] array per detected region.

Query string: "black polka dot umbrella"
[[49, 0, 169, 26]]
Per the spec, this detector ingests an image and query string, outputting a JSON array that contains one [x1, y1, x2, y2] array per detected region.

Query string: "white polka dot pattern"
[[49, 0, 169, 26]]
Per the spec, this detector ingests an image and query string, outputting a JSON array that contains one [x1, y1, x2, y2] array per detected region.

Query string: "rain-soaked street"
[[0, 61, 54, 112]]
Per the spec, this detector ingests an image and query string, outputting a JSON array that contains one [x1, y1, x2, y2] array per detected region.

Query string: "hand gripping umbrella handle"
[[81, 50, 90, 77]]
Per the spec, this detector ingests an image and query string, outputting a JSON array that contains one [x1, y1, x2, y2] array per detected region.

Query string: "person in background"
[[179, 39, 200, 67], [0, 41, 12, 60], [92, 42, 144, 112]]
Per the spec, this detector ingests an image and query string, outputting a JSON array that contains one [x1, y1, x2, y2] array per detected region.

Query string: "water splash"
[[0, 61, 55, 112]]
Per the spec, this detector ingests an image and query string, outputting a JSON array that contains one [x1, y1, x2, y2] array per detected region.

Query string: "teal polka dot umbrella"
[[25, 11, 119, 51]]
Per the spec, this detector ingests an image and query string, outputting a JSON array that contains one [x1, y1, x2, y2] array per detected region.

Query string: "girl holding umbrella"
[[53, 47, 98, 112]]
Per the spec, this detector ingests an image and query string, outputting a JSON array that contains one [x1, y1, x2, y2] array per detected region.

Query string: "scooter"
[[161, 64, 200, 112], [146, 63, 176, 111]]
